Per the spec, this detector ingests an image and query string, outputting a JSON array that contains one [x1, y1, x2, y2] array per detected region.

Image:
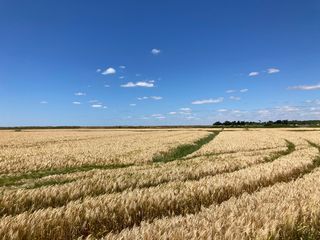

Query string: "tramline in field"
[[0, 128, 320, 239]]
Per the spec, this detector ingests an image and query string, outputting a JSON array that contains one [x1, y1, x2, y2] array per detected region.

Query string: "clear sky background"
[[1, 0, 320, 126]]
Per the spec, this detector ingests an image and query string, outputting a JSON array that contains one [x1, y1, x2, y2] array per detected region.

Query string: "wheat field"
[[1, 128, 320, 239]]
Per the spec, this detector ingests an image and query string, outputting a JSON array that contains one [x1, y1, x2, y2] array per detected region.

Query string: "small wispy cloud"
[[129, 103, 136, 106], [179, 111, 192, 115], [91, 104, 103, 108], [121, 81, 154, 88], [217, 109, 228, 112], [151, 48, 161, 55], [102, 67, 116, 75], [258, 110, 270, 114], [74, 92, 86, 96], [96, 68, 101, 73], [288, 84, 320, 91], [267, 68, 280, 74], [180, 108, 192, 111], [119, 65, 126, 69], [150, 96, 162, 100], [192, 97, 223, 105], [249, 71, 259, 77], [168, 111, 177, 115], [229, 96, 241, 101], [226, 89, 236, 93], [72, 101, 81, 105], [40, 101, 48, 104], [277, 106, 299, 112], [104, 84, 110, 88], [151, 114, 164, 119], [186, 116, 197, 120], [137, 97, 149, 100], [137, 96, 162, 100], [119, 76, 125, 79], [305, 99, 320, 105], [239, 88, 248, 93]]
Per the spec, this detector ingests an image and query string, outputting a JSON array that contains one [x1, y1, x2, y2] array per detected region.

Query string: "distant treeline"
[[212, 120, 320, 128], [1, 120, 320, 130]]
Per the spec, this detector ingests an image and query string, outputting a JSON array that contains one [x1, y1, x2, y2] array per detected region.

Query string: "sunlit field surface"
[[1, 128, 320, 240]]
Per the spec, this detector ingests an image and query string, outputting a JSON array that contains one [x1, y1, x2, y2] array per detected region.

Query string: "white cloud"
[[288, 84, 320, 91], [229, 96, 241, 101], [102, 67, 116, 75], [267, 68, 280, 74], [119, 65, 126, 69], [230, 110, 248, 115], [121, 81, 154, 88], [151, 114, 163, 117], [119, 76, 125, 79], [192, 97, 224, 105], [180, 108, 192, 111], [179, 111, 192, 115], [155, 116, 166, 119], [96, 68, 101, 73], [91, 104, 103, 108], [226, 89, 236, 93], [74, 92, 86, 96], [129, 103, 136, 106], [40, 101, 48, 104], [72, 101, 81, 105], [249, 71, 259, 77], [137, 96, 162, 100], [150, 96, 162, 100], [104, 84, 110, 88], [138, 97, 149, 100], [151, 48, 161, 55], [217, 109, 228, 112], [277, 106, 300, 112], [258, 110, 270, 115], [305, 99, 320, 105], [168, 112, 177, 115], [239, 88, 248, 93], [120, 82, 135, 88], [186, 116, 197, 119]]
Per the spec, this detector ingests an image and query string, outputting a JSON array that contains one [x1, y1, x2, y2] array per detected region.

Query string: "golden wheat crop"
[[0, 129, 208, 173], [0, 128, 320, 240]]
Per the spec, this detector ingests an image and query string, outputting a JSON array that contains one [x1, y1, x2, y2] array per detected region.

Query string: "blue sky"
[[1, 0, 320, 126]]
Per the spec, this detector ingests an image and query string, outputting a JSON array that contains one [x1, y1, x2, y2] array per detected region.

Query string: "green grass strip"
[[0, 163, 133, 187], [25, 179, 76, 189], [152, 131, 219, 163], [1, 131, 218, 188], [264, 140, 295, 162]]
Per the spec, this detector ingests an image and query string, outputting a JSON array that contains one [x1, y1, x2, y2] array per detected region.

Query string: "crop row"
[[0, 145, 317, 239]]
